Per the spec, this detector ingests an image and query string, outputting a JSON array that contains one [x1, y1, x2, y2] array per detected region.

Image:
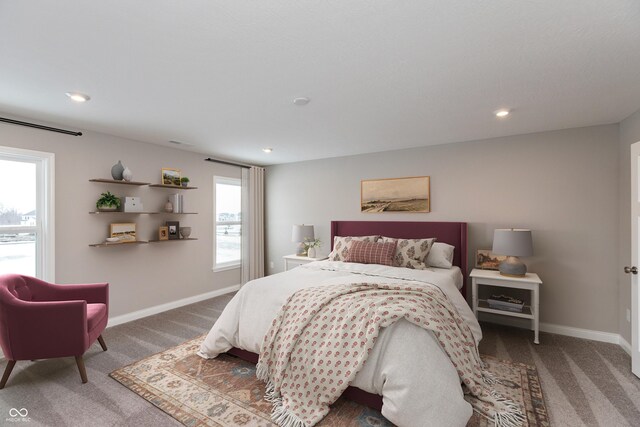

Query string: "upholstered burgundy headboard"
[[330, 221, 468, 296]]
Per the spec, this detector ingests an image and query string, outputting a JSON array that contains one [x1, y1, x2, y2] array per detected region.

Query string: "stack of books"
[[487, 294, 525, 312]]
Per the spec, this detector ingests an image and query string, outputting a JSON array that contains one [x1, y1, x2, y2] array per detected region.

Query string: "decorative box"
[[123, 197, 143, 212]]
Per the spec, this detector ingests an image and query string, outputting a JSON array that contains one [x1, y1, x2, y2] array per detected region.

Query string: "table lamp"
[[292, 224, 314, 256], [492, 229, 533, 277]]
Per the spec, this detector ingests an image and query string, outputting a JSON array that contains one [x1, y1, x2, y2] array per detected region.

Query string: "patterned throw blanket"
[[256, 283, 525, 427]]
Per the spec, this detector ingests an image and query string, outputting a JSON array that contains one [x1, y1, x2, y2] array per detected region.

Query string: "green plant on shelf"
[[180, 176, 190, 187], [96, 191, 121, 210]]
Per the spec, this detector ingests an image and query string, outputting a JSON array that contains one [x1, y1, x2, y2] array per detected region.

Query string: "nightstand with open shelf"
[[469, 268, 542, 344]]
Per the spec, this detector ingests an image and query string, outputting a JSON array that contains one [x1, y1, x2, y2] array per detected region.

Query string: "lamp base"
[[498, 256, 527, 277]]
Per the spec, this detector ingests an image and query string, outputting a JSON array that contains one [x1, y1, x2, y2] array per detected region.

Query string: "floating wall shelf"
[[89, 179, 197, 189], [161, 212, 198, 214], [88, 211, 198, 215], [89, 211, 159, 215], [89, 177, 199, 247], [148, 184, 198, 190], [88, 240, 149, 248], [89, 178, 150, 186], [148, 238, 198, 243]]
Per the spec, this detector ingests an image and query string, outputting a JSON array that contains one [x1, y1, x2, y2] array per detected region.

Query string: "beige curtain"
[[241, 166, 265, 285]]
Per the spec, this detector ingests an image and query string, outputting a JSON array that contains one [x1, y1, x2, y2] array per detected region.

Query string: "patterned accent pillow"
[[425, 242, 455, 269], [328, 235, 380, 262], [345, 240, 397, 266], [380, 236, 437, 269]]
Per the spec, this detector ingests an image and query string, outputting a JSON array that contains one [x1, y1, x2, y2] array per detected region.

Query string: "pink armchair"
[[0, 274, 109, 388]]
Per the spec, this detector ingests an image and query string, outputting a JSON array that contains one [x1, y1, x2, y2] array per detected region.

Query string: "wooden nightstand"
[[283, 254, 328, 271], [469, 268, 542, 344]]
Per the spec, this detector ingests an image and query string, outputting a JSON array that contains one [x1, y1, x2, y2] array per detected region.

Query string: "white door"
[[629, 141, 640, 378]]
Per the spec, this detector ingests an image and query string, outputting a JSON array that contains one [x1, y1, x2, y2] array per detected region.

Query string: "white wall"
[[266, 125, 620, 334], [0, 115, 240, 318], [618, 107, 640, 343]]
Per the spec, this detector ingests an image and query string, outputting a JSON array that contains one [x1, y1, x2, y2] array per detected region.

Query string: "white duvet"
[[199, 261, 483, 427]]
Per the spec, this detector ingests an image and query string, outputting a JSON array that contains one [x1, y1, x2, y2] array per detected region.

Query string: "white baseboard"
[[479, 313, 628, 350], [619, 336, 632, 356], [107, 284, 240, 328], [539, 322, 621, 344]]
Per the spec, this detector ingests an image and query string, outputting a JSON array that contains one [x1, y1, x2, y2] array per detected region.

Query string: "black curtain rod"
[[0, 117, 82, 136], [204, 157, 254, 169]]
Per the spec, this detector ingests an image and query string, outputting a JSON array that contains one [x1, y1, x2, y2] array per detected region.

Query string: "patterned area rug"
[[110, 336, 549, 426]]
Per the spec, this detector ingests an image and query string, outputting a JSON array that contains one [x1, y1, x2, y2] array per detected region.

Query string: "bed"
[[199, 221, 481, 426]]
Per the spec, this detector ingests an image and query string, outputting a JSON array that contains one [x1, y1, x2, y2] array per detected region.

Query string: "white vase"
[[122, 167, 133, 182], [307, 247, 316, 258]]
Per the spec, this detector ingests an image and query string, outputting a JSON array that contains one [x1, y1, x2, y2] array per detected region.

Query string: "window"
[[0, 146, 55, 281], [213, 176, 241, 271]]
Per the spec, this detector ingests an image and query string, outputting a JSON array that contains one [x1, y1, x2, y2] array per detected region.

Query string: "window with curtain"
[[0, 146, 55, 281], [213, 176, 241, 270]]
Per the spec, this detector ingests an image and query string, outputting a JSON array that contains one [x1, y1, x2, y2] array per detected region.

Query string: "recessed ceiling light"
[[293, 97, 310, 106], [65, 92, 91, 103], [495, 109, 510, 118], [262, 147, 273, 153]]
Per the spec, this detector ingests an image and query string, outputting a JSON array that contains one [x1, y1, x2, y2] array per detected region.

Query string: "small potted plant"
[[180, 177, 190, 187], [304, 237, 322, 258], [96, 191, 121, 211]]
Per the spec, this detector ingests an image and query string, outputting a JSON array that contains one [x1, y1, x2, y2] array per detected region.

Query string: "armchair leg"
[[0, 360, 16, 389], [75, 356, 88, 384], [97, 335, 107, 351]]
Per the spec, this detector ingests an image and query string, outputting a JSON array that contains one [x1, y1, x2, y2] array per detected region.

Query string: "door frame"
[[630, 141, 640, 377]]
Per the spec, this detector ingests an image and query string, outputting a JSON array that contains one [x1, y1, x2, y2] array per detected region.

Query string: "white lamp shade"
[[492, 229, 533, 257], [292, 224, 314, 242]]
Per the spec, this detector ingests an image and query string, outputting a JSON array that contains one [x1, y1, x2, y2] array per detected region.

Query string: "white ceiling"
[[1, 1, 639, 165]]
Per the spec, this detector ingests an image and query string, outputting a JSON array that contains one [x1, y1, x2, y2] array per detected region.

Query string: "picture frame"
[[166, 221, 180, 240], [361, 176, 430, 213], [158, 226, 169, 241], [161, 168, 181, 186], [110, 223, 136, 243], [475, 249, 507, 270]]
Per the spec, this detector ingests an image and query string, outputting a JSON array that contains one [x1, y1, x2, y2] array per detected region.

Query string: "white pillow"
[[426, 242, 455, 269]]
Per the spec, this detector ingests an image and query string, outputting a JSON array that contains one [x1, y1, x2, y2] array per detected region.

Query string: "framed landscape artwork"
[[476, 249, 507, 270], [110, 223, 137, 243], [361, 176, 430, 213], [162, 168, 181, 186]]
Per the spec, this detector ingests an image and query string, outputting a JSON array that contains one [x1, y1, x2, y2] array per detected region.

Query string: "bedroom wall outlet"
[[269, 261, 274, 269], [627, 309, 631, 323]]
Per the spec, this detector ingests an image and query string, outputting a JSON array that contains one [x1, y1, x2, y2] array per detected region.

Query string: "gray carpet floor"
[[478, 323, 640, 427], [0, 293, 638, 426], [0, 294, 234, 427]]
